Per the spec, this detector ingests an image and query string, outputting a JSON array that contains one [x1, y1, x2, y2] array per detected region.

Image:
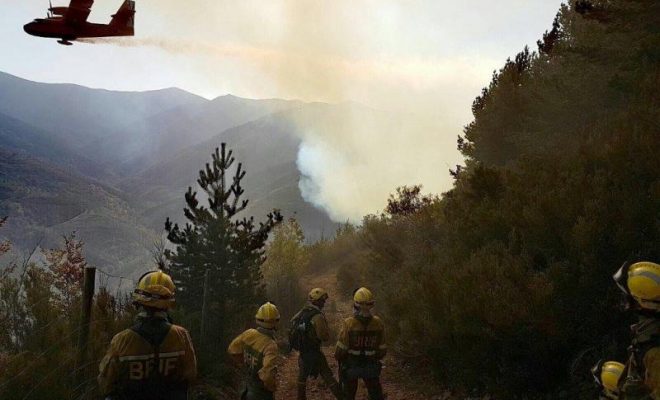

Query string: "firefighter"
[[228, 302, 281, 400], [335, 287, 386, 400], [592, 360, 625, 399], [290, 288, 343, 400], [613, 261, 660, 399], [98, 270, 197, 400]]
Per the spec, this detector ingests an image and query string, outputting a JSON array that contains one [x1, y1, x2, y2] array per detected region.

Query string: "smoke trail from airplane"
[[79, 37, 278, 63], [79, 37, 477, 103]]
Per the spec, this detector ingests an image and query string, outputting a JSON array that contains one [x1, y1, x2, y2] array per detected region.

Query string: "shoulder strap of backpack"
[[302, 307, 322, 324], [131, 318, 172, 347], [130, 319, 172, 381]]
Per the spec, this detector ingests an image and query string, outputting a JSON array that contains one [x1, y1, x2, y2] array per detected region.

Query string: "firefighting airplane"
[[24, 0, 135, 46]]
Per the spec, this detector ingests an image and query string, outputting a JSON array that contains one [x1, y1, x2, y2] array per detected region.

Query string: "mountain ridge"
[[0, 71, 338, 276]]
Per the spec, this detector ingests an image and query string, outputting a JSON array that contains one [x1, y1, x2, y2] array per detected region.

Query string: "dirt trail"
[[276, 270, 444, 400]]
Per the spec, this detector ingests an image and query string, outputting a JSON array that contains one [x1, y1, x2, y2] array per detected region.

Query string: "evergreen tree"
[[164, 143, 282, 368], [333, 1, 660, 397], [385, 185, 434, 217]]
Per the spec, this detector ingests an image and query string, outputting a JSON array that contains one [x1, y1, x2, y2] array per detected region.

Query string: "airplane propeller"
[[47, 0, 53, 18]]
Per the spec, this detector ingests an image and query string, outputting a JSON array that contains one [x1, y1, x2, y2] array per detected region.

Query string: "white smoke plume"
[[81, 1, 511, 221], [267, 2, 469, 221], [82, 32, 473, 222]]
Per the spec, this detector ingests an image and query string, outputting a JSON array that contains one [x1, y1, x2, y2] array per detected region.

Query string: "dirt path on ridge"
[[276, 270, 447, 400]]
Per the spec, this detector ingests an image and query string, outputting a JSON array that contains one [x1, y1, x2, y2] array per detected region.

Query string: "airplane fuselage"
[[23, 19, 133, 41], [23, 0, 135, 45]]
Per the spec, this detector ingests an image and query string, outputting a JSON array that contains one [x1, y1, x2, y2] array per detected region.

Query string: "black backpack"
[[288, 307, 321, 352]]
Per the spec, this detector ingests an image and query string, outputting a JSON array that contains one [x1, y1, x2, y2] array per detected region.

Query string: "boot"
[[329, 381, 345, 400], [297, 381, 307, 400], [365, 379, 384, 400]]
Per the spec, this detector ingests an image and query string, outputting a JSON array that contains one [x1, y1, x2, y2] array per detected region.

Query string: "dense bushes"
[[0, 232, 134, 400], [327, 1, 660, 397], [261, 218, 308, 321]]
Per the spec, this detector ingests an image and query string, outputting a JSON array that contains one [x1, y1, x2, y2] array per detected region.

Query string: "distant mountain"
[[0, 111, 109, 180], [0, 71, 340, 277], [0, 71, 207, 161], [86, 94, 303, 177]]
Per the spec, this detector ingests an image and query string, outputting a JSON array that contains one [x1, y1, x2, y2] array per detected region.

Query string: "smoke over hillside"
[[78, 0, 558, 221], [261, 1, 465, 220]]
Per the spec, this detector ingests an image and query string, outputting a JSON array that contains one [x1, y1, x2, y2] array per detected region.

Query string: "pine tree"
[[385, 185, 434, 217], [164, 143, 282, 362]]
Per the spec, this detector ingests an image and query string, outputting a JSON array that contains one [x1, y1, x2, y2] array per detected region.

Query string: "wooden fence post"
[[76, 267, 96, 386]]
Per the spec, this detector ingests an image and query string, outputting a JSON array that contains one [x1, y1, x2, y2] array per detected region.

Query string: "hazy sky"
[[0, 0, 564, 220]]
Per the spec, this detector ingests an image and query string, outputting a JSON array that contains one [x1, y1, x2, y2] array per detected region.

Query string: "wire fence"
[[18, 353, 78, 400], [96, 267, 135, 284], [0, 267, 139, 399], [0, 226, 174, 399], [18, 355, 102, 400], [0, 265, 208, 399], [0, 317, 117, 391], [96, 267, 136, 292], [70, 376, 99, 400]]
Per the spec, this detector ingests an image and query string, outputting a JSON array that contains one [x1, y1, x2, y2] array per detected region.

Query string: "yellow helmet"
[[309, 288, 329, 302], [255, 302, 280, 329], [628, 262, 660, 310], [592, 360, 624, 393], [354, 287, 374, 306], [132, 270, 175, 310], [614, 261, 660, 310]]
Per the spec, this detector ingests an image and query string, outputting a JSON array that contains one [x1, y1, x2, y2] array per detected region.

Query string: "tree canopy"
[[165, 143, 282, 374], [330, 0, 660, 397]]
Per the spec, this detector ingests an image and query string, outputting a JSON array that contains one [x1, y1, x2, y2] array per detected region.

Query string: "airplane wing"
[[63, 0, 94, 25]]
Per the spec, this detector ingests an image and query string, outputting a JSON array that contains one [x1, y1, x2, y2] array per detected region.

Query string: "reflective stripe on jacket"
[[98, 323, 197, 398], [335, 315, 386, 362], [645, 346, 659, 399]]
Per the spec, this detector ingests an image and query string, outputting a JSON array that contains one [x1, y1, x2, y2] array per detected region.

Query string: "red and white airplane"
[[24, 0, 135, 46]]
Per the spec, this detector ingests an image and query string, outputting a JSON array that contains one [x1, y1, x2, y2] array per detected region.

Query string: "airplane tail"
[[110, 0, 135, 34]]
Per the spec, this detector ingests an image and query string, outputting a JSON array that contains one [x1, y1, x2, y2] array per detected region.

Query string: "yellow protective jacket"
[[645, 346, 660, 399], [335, 314, 387, 362], [311, 311, 330, 342], [621, 316, 659, 400], [227, 328, 280, 392], [98, 318, 197, 398]]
